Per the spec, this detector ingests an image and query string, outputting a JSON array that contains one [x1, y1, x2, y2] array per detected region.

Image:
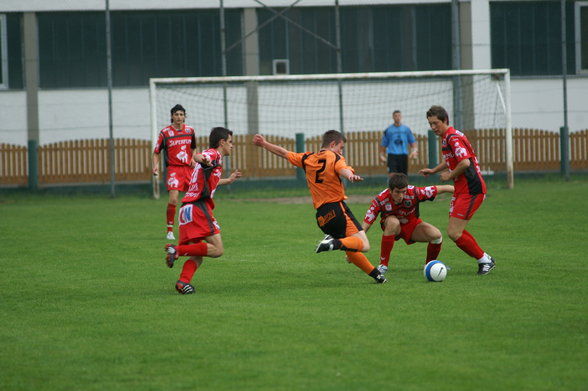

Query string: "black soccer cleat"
[[374, 273, 388, 284], [175, 280, 195, 295], [165, 244, 178, 268], [477, 257, 496, 275]]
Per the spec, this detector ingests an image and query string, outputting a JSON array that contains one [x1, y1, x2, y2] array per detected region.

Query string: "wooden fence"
[[1, 129, 587, 187]]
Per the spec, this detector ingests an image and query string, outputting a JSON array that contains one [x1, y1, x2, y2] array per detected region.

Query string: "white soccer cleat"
[[377, 264, 388, 275], [166, 231, 175, 240]]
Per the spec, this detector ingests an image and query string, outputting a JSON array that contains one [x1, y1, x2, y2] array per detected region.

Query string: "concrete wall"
[[1, 77, 587, 146]]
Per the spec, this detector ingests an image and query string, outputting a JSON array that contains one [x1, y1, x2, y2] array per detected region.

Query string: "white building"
[[0, 0, 586, 146]]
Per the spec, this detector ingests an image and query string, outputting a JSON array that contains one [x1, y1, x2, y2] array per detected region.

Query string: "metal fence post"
[[27, 140, 38, 190], [560, 126, 570, 180], [295, 133, 305, 181]]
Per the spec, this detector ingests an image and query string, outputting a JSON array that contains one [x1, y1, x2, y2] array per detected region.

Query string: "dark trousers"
[[387, 154, 408, 174]]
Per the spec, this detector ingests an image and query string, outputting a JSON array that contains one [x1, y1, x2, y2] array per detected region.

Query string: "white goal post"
[[150, 69, 513, 196]]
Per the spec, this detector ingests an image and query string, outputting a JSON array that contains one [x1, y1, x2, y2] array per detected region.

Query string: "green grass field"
[[1, 178, 587, 391]]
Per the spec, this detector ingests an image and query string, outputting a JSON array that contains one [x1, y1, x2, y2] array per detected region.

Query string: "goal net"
[[150, 69, 512, 194]]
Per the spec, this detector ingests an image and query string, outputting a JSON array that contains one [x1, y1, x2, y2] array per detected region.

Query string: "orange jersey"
[[287, 150, 353, 209]]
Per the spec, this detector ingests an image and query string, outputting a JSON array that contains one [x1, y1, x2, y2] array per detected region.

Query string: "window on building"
[[257, 4, 451, 75], [37, 10, 242, 88], [491, 1, 575, 76], [0, 14, 8, 89], [112, 10, 242, 86], [258, 7, 337, 75], [576, 1, 588, 73], [7, 13, 23, 89], [38, 12, 107, 88]]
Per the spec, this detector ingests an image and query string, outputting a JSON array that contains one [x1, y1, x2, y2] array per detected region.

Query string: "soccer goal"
[[150, 69, 513, 195]]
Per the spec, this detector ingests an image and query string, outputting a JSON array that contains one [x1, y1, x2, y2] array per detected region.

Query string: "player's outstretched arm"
[[339, 168, 363, 183], [419, 161, 446, 177], [361, 221, 372, 234], [436, 184, 455, 194], [219, 170, 242, 185], [440, 159, 470, 182], [252, 134, 291, 158]]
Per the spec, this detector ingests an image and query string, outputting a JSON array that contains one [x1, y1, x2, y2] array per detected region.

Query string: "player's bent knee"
[[448, 230, 462, 242], [208, 246, 224, 258]]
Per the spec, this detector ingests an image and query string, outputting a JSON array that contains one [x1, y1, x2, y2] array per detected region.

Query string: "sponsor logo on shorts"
[[179, 204, 193, 225], [168, 173, 180, 188], [317, 210, 336, 227]]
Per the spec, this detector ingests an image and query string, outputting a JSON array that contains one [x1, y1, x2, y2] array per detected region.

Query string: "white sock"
[[477, 253, 491, 264]]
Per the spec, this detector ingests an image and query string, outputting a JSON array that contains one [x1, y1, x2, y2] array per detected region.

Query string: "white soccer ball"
[[424, 260, 447, 282]]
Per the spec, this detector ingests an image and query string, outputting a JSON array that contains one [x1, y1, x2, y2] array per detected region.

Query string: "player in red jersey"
[[419, 105, 495, 275], [153, 104, 197, 240], [164, 127, 242, 294], [253, 130, 387, 284], [362, 173, 454, 275]]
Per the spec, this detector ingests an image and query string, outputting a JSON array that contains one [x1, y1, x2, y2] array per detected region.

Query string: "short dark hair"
[[393, 110, 401, 115], [209, 127, 233, 148], [321, 130, 346, 148], [426, 105, 449, 124], [388, 173, 408, 190], [170, 104, 186, 123]]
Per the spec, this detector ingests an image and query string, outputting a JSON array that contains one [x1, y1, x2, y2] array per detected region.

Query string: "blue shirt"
[[381, 124, 415, 155]]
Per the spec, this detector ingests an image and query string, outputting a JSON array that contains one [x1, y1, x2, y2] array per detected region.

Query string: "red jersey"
[[364, 185, 438, 225], [154, 124, 196, 167], [441, 127, 486, 195], [182, 149, 223, 207]]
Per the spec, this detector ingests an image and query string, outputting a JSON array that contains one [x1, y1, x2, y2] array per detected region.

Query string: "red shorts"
[[166, 165, 193, 192], [178, 201, 220, 244], [449, 193, 485, 220], [380, 217, 423, 245]]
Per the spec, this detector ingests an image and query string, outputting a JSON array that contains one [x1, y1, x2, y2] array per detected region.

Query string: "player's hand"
[[253, 134, 266, 146], [152, 167, 159, 176], [348, 174, 363, 182], [419, 168, 433, 176], [229, 170, 242, 183], [195, 153, 212, 166], [440, 171, 452, 182], [409, 151, 418, 160], [379, 155, 387, 164]]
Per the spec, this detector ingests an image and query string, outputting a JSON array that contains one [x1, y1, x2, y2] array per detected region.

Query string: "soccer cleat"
[[377, 264, 388, 275], [166, 231, 175, 240], [165, 244, 178, 268], [477, 257, 496, 275], [175, 280, 195, 295], [374, 273, 388, 284], [316, 237, 337, 253]]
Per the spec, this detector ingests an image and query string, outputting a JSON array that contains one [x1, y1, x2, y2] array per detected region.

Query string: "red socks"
[[379, 235, 395, 267], [176, 243, 208, 257], [179, 259, 199, 283], [454, 230, 484, 259], [166, 203, 176, 230], [426, 243, 442, 263]]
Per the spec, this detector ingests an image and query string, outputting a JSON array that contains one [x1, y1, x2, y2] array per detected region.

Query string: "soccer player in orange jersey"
[[253, 130, 387, 284]]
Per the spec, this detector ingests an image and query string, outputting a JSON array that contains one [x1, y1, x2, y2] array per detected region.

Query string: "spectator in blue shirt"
[[379, 110, 418, 175]]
